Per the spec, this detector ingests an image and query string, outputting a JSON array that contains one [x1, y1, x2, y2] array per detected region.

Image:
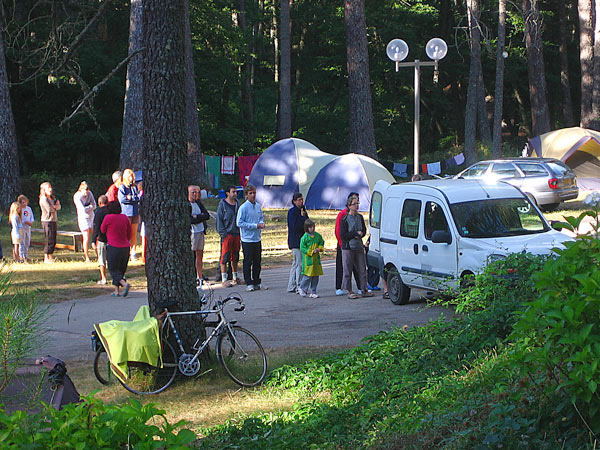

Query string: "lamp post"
[[387, 38, 447, 176]]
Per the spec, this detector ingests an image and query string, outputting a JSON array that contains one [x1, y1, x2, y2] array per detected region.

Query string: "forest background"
[[0, 0, 593, 198]]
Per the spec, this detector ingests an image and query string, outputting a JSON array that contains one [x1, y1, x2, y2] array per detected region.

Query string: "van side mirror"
[[431, 230, 452, 244]]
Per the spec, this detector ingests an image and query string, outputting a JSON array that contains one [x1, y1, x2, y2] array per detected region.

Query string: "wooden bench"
[[30, 228, 83, 252]]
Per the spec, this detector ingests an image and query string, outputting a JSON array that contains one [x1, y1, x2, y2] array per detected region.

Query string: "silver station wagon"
[[456, 158, 579, 211]]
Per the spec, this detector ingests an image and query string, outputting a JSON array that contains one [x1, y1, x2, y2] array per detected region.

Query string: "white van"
[[367, 179, 572, 304]]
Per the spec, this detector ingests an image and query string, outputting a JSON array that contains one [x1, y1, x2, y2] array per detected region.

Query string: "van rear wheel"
[[387, 269, 410, 305]]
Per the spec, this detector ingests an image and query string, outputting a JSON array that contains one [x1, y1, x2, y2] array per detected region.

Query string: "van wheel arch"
[[459, 271, 475, 290], [386, 265, 411, 305]]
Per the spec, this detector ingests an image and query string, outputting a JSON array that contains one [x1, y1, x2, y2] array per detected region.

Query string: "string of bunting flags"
[[201, 152, 466, 189]]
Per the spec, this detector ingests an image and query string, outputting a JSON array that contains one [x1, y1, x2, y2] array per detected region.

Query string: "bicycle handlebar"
[[218, 293, 245, 312]]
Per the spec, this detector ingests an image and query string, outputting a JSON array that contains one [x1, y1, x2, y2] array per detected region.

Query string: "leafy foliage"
[[0, 396, 196, 449], [0, 265, 49, 395]]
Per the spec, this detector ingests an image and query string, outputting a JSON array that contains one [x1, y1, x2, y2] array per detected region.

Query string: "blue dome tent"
[[248, 138, 395, 211]]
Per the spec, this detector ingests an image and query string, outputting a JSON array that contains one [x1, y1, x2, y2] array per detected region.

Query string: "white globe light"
[[425, 38, 448, 61], [386, 39, 409, 62]]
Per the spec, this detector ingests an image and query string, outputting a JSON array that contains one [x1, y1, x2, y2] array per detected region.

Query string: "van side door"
[[397, 198, 424, 287], [419, 197, 458, 290]]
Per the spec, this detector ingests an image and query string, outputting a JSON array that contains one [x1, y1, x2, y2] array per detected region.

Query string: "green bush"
[[511, 226, 600, 433], [0, 396, 196, 449]]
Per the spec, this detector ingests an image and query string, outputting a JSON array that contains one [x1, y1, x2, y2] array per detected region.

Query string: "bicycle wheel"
[[118, 339, 178, 395], [93, 347, 113, 385], [216, 326, 267, 387]]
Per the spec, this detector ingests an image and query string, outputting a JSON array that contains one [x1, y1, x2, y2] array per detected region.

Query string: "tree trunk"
[[523, 0, 551, 136], [142, 0, 202, 345], [477, 66, 492, 143], [592, 0, 600, 130], [492, 0, 506, 157], [238, 0, 255, 151], [0, 29, 20, 213], [120, 0, 144, 171], [464, 0, 481, 165], [344, 0, 377, 159], [558, 0, 575, 126], [277, 0, 292, 139], [184, 0, 205, 185], [579, 0, 594, 128]]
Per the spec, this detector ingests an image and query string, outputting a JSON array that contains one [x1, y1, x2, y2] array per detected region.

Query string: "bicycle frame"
[[162, 297, 241, 371]]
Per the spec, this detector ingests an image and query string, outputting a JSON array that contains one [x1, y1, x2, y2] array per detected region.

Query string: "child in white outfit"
[[9, 202, 23, 262], [18, 195, 34, 261]]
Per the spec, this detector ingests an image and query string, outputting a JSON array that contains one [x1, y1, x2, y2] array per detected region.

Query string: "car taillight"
[[548, 178, 559, 189]]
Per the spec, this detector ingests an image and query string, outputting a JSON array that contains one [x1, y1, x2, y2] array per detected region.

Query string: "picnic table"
[[30, 228, 83, 252]]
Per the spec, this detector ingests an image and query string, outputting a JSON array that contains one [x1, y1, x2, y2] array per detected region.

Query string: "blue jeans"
[[300, 275, 319, 294]]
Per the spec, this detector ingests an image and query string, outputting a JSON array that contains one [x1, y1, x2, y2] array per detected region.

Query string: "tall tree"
[[558, 0, 575, 126], [120, 0, 144, 171], [237, 0, 255, 150], [523, 0, 551, 136], [578, 0, 600, 130], [464, 0, 481, 165], [277, 0, 292, 139], [0, 24, 19, 212], [184, 0, 205, 185], [142, 0, 200, 342], [344, 0, 377, 158], [492, 0, 506, 157]]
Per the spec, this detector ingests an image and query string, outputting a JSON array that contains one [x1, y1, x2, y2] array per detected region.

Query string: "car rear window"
[[515, 162, 548, 176], [546, 161, 572, 176], [491, 162, 520, 178]]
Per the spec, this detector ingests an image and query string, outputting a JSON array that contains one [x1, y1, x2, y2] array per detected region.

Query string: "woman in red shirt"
[[101, 201, 132, 296]]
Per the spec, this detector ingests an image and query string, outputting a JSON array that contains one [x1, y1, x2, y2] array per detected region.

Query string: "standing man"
[[91, 195, 109, 285], [287, 192, 308, 293], [189, 185, 210, 287], [236, 184, 266, 291], [106, 171, 122, 202], [216, 185, 241, 287], [335, 192, 363, 295]]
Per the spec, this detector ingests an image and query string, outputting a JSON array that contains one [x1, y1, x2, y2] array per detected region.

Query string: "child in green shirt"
[[299, 219, 325, 298]]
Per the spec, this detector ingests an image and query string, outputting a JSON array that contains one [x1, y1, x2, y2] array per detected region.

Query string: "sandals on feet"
[[383, 291, 390, 300], [123, 283, 131, 297], [111, 292, 120, 297], [347, 293, 360, 299]]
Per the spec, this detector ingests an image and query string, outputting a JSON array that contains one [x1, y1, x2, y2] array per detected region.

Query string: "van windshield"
[[449, 198, 549, 238]]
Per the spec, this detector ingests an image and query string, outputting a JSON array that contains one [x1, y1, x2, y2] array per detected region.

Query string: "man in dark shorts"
[[216, 185, 241, 286]]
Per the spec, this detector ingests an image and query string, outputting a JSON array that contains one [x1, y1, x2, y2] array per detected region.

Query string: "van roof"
[[391, 179, 525, 203]]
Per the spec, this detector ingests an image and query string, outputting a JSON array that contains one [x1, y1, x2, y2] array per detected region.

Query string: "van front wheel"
[[387, 269, 410, 305]]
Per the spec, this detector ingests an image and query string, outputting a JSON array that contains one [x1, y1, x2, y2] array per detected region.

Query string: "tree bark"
[[558, 0, 575, 126], [142, 0, 202, 344], [184, 0, 205, 185], [477, 66, 491, 143], [344, 0, 377, 159], [237, 0, 255, 151], [523, 0, 551, 136], [0, 28, 20, 213], [592, 0, 600, 130], [464, 0, 481, 165], [120, 0, 144, 171], [277, 0, 292, 139], [492, 0, 506, 157], [579, 0, 594, 128]]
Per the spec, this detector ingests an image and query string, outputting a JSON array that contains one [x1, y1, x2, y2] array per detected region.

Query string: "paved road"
[[38, 260, 453, 362]]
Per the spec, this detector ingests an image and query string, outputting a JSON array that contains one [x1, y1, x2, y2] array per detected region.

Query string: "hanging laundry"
[[421, 163, 428, 174], [221, 156, 235, 175], [454, 153, 465, 165], [427, 161, 441, 175], [238, 155, 260, 186], [204, 155, 221, 188], [381, 160, 394, 172], [393, 162, 408, 178]]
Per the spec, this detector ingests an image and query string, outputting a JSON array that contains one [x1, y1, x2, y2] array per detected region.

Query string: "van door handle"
[[422, 245, 429, 252], [413, 244, 418, 254]]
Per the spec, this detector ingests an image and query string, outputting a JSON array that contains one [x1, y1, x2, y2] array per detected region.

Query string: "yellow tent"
[[528, 127, 600, 189]]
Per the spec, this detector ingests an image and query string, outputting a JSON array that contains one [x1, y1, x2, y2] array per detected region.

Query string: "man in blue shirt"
[[236, 184, 267, 291]]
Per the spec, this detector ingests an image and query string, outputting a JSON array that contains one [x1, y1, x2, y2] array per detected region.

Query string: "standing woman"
[[100, 201, 132, 296], [340, 195, 374, 299], [9, 202, 23, 262], [73, 181, 97, 263], [117, 169, 141, 260], [39, 182, 61, 263]]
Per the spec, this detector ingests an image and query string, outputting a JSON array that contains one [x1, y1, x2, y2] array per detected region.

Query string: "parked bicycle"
[[92, 291, 267, 395]]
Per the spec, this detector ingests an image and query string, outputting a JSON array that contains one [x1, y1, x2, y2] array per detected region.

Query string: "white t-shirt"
[[22, 206, 34, 228], [190, 202, 205, 234]]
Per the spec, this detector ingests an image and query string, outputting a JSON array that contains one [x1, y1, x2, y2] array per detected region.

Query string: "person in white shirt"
[[73, 181, 97, 263], [18, 195, 34, 262], [189, 185, 210, 287]]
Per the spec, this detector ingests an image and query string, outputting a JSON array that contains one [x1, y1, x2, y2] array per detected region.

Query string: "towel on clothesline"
[[205, 155, 221, 188], [221, 156, 235, 175], [238, 155, 260, 186]]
